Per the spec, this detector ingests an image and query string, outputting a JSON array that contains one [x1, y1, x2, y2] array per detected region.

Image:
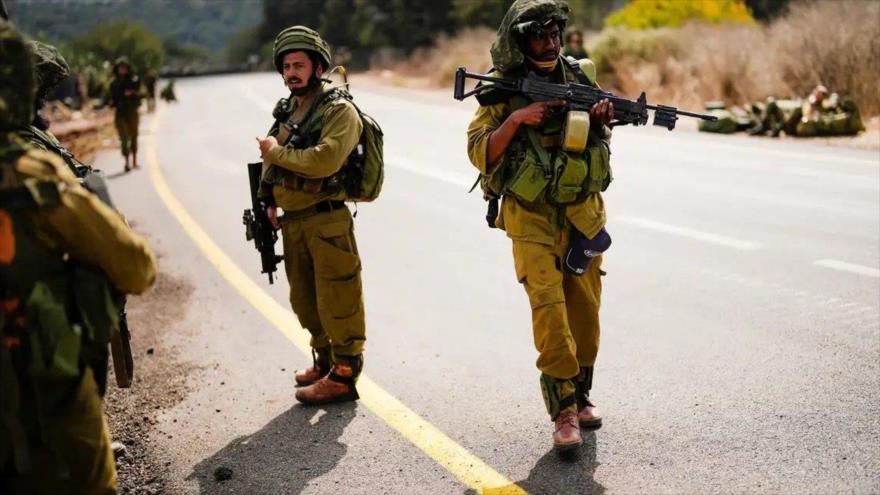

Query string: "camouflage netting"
[[490, 0, 570, 72], [0, 20, 34, 130]]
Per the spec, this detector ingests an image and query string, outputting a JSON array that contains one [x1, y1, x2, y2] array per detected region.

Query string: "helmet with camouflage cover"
[[491, 0, 570, 72], [0, 19, 34, 130], [28, 40, 70, 96], [273, 26, 331, 73]]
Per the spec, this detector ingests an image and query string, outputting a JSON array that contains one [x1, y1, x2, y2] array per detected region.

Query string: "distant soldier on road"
[[143, 66, 158, 113], [467, 0, 614, 455], [0, 20, 157, 494], [255, 26, 369, 405], [107, 57, 143, 171]]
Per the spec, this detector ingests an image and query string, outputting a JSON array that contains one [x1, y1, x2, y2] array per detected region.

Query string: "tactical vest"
[[481, 58, 612, 205], [263, 88, 384, 202], [0, 151, 118, 473]]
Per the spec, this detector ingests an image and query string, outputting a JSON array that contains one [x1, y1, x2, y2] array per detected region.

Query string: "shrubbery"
[[605, 0, 754, 29]]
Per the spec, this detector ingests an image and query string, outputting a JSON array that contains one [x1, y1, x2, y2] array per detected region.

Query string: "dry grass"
[[395, 1, 879, 118], [593, 0, 880, 115], [394, 28, 495, 87]]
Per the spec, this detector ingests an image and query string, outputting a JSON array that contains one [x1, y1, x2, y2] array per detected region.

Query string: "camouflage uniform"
[[0, 20, 157, 494]]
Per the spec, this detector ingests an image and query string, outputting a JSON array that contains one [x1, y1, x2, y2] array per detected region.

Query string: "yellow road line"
[[144, 106, 525, 495]]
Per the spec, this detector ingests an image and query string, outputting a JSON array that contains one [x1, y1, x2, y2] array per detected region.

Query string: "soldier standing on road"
[[466, 0, 615, 454], [143, 66, 158, 113], [107, 57, 143, 172], [0, 20, 157, 494], [255, 26, 368, 405], [19, 40, 92, 178]]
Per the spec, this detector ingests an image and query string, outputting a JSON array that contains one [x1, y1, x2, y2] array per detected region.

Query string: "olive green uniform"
[[108, 74, 142, 159], [262, 83, 367, 360], [1, 145, 157, 495], [467, 1, 612, 418], [1, 23, 157, 493]]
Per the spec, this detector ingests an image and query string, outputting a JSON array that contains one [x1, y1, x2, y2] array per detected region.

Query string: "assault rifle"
[[453, 67, 716, 129], [242, 162, 283, 284], [82, 172, 134, 389]]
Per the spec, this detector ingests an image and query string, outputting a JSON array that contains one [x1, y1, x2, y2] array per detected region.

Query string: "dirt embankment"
[[104, 254, 195, 495]]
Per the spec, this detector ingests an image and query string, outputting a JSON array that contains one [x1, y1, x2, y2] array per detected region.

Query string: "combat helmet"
[[491, 0, 570, 72], [273, 26, 331, 73], [28, 40, 70, 96], [0, 19, 35, 130]]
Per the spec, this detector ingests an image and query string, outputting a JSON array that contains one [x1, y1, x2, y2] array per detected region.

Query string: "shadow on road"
[[189, 403, 357, 494], [473, 431, 605, 495]]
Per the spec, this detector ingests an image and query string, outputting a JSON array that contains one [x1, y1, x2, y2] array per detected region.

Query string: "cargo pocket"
[[552, 153, 587, 204], [507, 150, 551, 203], [312, 222, 362, 320], [587, 143, 612, 192]]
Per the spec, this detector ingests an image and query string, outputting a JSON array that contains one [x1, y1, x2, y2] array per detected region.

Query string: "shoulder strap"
[[563, 56, 592, 86]]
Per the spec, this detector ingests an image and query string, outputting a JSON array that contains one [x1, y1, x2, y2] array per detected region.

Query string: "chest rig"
[[482, 57, 613, 206]]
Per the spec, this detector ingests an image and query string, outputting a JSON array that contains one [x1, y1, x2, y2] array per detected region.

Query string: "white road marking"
[[616, 216, 763, 250], [813, 259, 880, 278]]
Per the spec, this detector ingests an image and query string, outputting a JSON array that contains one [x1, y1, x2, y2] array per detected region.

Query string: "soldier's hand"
[[256, 136, 278, 157], [590, 98, 614, 128], [513, 100, 567, 127], [267, 206, 281, 230]]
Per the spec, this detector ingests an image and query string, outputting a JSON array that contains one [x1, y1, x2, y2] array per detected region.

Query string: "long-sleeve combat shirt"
[[16, 148, 157, 294], [264, 84, 363, 211], [466, 81, 608, 245]]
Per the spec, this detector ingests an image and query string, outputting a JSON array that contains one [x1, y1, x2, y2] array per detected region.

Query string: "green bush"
[[70, 21, 164, 71], [606, 0, 755, 30]]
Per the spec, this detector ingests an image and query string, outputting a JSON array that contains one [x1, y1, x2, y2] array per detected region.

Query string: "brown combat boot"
[[294, 347, 331, 386], [576, 367, 602, 429], [553, 410, 582, 453], [295, 356, 361, 406]]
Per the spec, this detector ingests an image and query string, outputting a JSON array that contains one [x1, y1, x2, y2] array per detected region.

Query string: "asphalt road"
[[100, 72, 880, 494]]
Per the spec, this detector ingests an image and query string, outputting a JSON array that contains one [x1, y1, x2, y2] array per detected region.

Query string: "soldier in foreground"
[[19, 40, 91, 177], [107, 57, 143, 171], [255, 26, 372, 405], [466, 0, 614, 454], [0, 20, 157, 494]]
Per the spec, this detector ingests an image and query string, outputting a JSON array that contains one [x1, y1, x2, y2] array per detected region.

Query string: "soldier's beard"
[[288, 71, 321, 97]]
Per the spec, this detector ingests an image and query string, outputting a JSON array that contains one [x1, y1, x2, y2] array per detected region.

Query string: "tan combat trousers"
[[114, 111, 139, 157], [281, 206, 366, 358], [512, 226, 603, 381], [2, 368, 117, 495]]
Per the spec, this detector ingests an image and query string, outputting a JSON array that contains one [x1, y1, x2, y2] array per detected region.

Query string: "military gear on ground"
[[273, 25, 332, 73], [795, 96, 864, 137], [564, 226, 611, 275], [160, 80, 177, 102], [698, 101, 754, 134], [27, 41, 69, 96]]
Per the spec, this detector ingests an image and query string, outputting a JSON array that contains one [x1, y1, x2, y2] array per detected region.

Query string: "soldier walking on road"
[[108, 57, 143, 172], [256, 26, 369, 405], [466, 0, 615, 455], [0, 20, 157, 494], [143, 66, 158, 113]]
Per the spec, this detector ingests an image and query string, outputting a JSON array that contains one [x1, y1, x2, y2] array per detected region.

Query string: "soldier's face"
[[527, 24, 561, 62], [117, 64, 129, 77], [282, 51, 323, 91]]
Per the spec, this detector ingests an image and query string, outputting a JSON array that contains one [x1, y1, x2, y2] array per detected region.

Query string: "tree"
[[70, 21, 164, 71]]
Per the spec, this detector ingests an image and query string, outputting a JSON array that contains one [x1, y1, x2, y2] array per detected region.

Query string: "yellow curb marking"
[[145, 106, 526, 494]]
